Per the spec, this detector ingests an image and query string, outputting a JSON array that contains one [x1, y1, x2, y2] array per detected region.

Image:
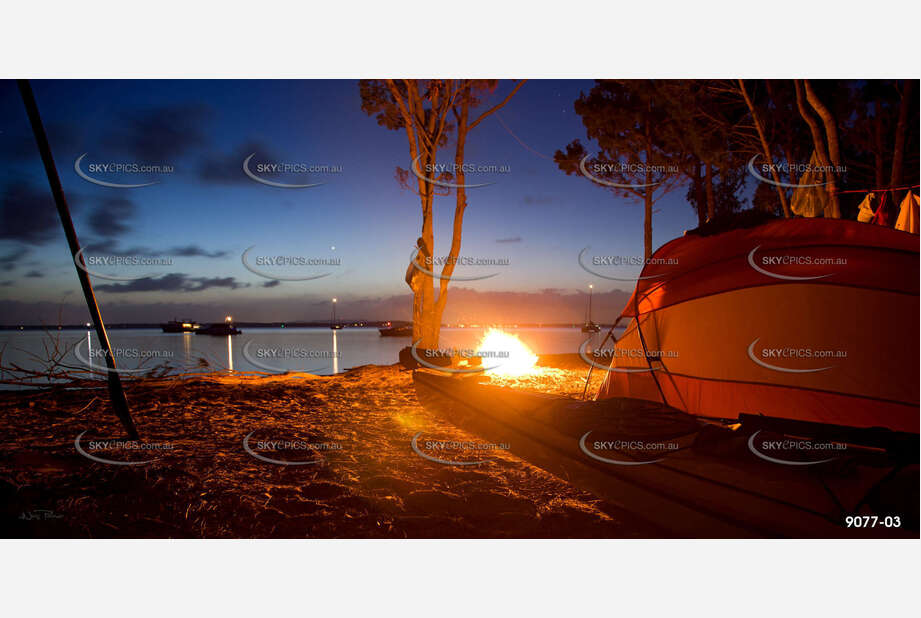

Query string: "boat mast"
[[588, 284, 594, 323]]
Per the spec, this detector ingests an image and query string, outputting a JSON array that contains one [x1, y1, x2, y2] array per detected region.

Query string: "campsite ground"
[[0, 359, 662, 538]]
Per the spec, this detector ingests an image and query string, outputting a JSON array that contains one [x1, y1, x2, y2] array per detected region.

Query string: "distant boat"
[[196, 323, 241, 336], [161, 319, 201, 333], [379, 322, 412, 337], [329, 299, 344, 330], [581, 284, 601, 333]]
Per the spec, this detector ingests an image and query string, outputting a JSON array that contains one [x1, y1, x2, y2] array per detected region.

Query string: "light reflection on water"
[[0, 326, 620, 382]]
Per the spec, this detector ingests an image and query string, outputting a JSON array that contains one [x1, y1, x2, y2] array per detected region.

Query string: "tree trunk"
[[693, 158, 706, 226], [705, 162, 715, 220], [802, 80, 841, 218], [738, 79, 791, 218], [794, 80, 840, 218], [643, 127, 653, 260], [889, 79, 913, 189], [431, 96, 471, 345], [873, 98, 886, 189], [782, 143, 799, 186], [803, 80, 841, 167]]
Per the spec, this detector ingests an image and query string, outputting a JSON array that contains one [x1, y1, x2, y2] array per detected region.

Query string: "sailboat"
[[329, 298, 344, 330], [581, 284, 601, 333]]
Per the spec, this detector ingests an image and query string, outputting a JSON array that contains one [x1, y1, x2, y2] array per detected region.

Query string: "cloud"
[[262, 280, 281, 288], [0, 248, 29, 272], [523, 195, 554, 205], [0, 122, 80, 163], [87, 197, 135, 238], [168, 245, 229, 258], [24, 270, 44, 278], [101, 104, 210, 161], [495, 236, 522, 243], [95, 273, 249, 293], [0, 286, 636, 326], [198, 139, 281, 184], [0, 182, 60, 244], [82, 239, 228, 259]]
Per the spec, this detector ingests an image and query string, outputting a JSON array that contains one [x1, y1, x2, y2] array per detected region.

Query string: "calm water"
[[0, 327, 617, 384]]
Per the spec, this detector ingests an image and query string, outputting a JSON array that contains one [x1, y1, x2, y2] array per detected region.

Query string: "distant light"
[[332, 298, 337, 303], [330, 245, 336, 251], [225, 315, 233, 322], [589, 284, 593, 289], [85, 322, 92, 328]]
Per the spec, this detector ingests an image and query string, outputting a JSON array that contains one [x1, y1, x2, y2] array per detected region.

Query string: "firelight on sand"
[[476, 328, 538, 377]]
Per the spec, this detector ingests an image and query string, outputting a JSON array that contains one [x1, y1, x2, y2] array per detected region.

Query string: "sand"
[[0, 361, 658, 538]]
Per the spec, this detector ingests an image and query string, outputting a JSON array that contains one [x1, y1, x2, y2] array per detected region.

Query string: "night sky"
[[0, 80, 700, 324]]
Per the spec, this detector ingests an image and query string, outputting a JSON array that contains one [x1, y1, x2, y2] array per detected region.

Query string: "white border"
[[2, 0, 918, 611], [2, 1, 919, 78], [2, 540, 918, 615]]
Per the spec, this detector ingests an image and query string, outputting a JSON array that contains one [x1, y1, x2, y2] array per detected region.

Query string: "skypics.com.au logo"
[[242, 430, 342, 466], [74, 248, 173, 281], [747, 154, 846, 189], [579, 431, 679, 466], [408, 246, 509, 282], [242, 153, 342, 188], [578, 155, 679, 188], [577, 337, 677, 373], [74, 431, 173, 466], [411, 432, 510, 466], [241, 341, 336, 374], [410, 157, 510, 189], [578, 247, 676, 281], [747, 338, 847, 374], [241, 246, 341, 281], [75, 153, 174, 188], [747, 430, 846, 466], [747, 246, 845, 281]]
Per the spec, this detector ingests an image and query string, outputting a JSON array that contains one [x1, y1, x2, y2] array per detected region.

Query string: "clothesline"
[[834, 184, 920, 195]]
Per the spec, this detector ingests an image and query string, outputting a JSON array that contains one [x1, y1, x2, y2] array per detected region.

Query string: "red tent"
[[597, 218, 919, 434]]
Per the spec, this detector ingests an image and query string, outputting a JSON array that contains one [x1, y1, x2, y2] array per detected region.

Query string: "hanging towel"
[[790, 151, 830, 218], [856, 192, 876, 223], [894, 191, 920, 234], [870, 191, 893, 226]]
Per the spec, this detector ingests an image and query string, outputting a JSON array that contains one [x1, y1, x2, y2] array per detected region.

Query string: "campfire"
[[476, 328, 538, 377]]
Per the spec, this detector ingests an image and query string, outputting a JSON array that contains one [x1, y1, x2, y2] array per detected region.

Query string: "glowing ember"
[[476, 328, 538, 376]]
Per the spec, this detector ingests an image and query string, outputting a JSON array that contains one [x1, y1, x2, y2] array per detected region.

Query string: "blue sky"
[[0, 79, 700, 324]]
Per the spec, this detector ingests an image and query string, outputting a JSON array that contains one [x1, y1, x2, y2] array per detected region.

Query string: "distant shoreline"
[[1, 322, 619, 332]]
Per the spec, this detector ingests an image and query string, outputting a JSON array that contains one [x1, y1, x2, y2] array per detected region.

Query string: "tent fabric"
[[597, 218, 920, 434], [894, 191, 920, 234]]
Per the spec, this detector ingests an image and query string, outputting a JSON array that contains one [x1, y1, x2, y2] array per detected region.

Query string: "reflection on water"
[[0, 327, 623, 383], [332, 330, 339, 374], [183, 332, 192, 366]]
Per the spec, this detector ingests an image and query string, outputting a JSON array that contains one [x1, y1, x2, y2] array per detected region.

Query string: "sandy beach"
[[0, 359, 661, 538]]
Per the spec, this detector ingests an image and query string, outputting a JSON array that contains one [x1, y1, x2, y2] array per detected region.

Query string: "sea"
[[0, 326, 621, 386]]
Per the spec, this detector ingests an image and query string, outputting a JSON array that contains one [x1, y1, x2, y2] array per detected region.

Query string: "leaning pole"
[[18, 80, 139, 439]]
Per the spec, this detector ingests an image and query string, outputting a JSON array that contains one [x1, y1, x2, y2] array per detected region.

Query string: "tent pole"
[[17, 80, 139, 440]]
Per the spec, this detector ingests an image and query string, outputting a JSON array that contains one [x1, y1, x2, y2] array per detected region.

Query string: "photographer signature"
[[18, 509, 63, 521]]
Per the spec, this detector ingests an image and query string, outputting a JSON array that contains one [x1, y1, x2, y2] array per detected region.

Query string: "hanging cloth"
[[894, 191, 920, 234], [856, 192, 877, 223], [790, 151, 830, 218], [869, 191, 893, 227]]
